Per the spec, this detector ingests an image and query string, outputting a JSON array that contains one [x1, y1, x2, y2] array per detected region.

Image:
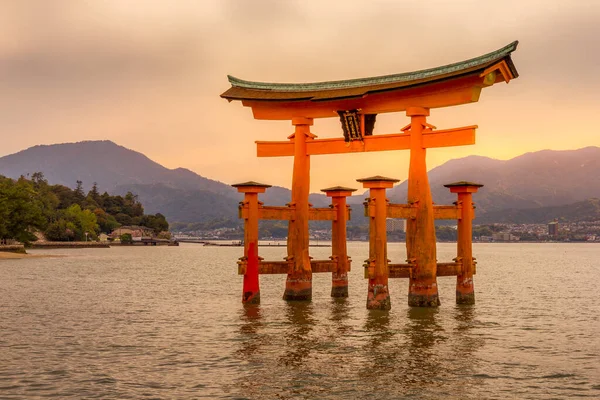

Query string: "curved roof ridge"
[[228, 41, 518, 92]]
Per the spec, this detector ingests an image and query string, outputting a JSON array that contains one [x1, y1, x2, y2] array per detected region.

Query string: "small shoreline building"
[[110, 225, 154, 241], [548, 219, 559, 237]]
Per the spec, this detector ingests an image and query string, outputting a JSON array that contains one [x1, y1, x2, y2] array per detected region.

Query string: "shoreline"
[[28, 242, 110, 249], [0, 252, 66, 260]]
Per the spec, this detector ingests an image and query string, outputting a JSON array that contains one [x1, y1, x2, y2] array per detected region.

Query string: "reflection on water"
[[403, 307, 445, 391], [236, 304, 263, 359], [329, 298, 352, 337], [235, 301, 487, 399], [279, 302, 316, 368], [405, 307, 442, 349], [365, 310, 393, 347], [449, 305, 485, 399], [453, 305, 484, 358], [239, 304, 262, 332], [357, 310, 395, 389], [1, 244, 599, 399], [329, 298, 349, 321], [234, 301, 485, 399], [454, 304, 475, 326]]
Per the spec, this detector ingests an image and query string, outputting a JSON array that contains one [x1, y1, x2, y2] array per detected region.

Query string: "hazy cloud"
[[1, 0, 599, 191]]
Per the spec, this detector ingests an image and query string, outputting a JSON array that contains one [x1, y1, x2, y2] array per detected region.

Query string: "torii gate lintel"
[[256, 124, 477, 157]]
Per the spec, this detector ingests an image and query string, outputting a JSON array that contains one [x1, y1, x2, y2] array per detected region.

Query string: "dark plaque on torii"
[[337, 109, 377, 142]]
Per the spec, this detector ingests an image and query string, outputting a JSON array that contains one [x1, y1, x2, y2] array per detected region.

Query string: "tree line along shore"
[[0, 172, 170, 248]]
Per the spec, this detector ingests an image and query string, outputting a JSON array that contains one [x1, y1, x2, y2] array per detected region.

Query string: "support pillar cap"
[[232, 181, 272, 193], [321, 186, 357, 197], [444, 181, 484, 188], [357, 176, 399, 189], [444, 181, 483, 193]]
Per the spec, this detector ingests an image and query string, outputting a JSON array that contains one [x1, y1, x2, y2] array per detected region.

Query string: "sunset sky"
[[1, 0, 599, 192]]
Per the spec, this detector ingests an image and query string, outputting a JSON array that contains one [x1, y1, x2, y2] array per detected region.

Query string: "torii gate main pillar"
[[405, 107, 440, 307], [283, 117, 314, 301]]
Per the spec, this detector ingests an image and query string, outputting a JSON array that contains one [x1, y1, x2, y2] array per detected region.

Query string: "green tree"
[[156, 231, 171, 240], [436, 226, 457, 241], [140, 213, 169, 234], [82, 195, 99, 211], [0, 174, 169, 242], [115, 213, 133, 226], [31, 171, 47, 188], [51, 184, 78, 209], [0, 177, 45, 243], [88, 182, 101, 204], [94, 208, 120, 234], [0, 178, 11, 239], [22, 172, 58, 229], [74, 180, 85, 204], [473, 225, 493, 238], [120, 233, 133, 244], [64, 204, 99, 240], [45, 219, 76, 241]]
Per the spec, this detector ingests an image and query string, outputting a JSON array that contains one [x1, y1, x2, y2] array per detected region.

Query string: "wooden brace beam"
[[240, 205, 347, 221], [385, 262, 469, 279], [258, 206, 294, 220], [433, 205, 462, 220], [309, 207, 337, 221], [382, 204, 463, 220], [238, 259, 340, 274], [256, 125, 477, 157], [386, 203, 417, 219]]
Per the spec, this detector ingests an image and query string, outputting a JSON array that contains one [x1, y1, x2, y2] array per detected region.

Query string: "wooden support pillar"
[[232, 181, 272, 304], [358, 176, 399, 310], [444, 181, 483, 305], [284, 117, 314, 301], [322, 186, 357, 298], [405, 107, 440, 307]]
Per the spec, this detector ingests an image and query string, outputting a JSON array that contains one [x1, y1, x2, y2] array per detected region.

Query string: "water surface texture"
[[1, 243, 598, 399]]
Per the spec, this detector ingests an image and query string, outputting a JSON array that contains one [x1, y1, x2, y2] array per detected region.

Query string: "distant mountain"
[[0, 140, 330, 223], [116, 183, 240, 223], [1, 141, 599, 225], [476, 198, 600, 224], [0, 140, 233, 196], [389, 146, 600, 214]]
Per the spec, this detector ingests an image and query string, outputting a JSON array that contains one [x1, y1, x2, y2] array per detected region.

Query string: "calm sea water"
[[1, 242, 598, 399]]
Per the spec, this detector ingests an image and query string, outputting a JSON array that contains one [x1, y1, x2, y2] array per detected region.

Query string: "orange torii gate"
[[222, 41, 519, 308]]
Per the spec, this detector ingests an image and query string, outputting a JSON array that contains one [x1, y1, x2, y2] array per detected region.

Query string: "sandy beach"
[[0, 252, 66, 260]]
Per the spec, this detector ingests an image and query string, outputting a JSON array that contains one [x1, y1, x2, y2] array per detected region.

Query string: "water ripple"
[[0, 243, 598, 398]]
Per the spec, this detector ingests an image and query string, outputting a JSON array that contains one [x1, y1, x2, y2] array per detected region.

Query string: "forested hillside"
[[3, 141, 600, 229], [0, 172, 168, 243], [475, 198, 600, 224]]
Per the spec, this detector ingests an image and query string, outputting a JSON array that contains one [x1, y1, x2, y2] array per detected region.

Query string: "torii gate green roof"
[[221, 41, 519, 102]]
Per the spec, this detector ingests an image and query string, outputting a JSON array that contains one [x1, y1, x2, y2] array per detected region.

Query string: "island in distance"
[[0, 140, 599, 232]]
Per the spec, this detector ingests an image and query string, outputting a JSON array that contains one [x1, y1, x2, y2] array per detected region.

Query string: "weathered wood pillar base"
[[234, 183, 270, 305], [408, 282, 440, 307], [243, 290, 260, 304], [367, 283, 391, 310], [444, 182, 482, 307], [331, 272, 348, 298], [456, 291, 475, 305], [242, 241, 261, 304], [283, 272, 312, 301], [456, 277, 475, 304]]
